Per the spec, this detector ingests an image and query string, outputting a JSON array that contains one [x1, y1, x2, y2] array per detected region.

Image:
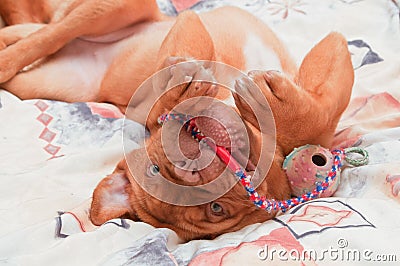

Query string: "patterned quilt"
[[1, 0, 400, 265]]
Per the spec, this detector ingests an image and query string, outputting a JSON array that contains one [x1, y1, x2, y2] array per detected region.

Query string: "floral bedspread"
[[1, 0, 400, 265]]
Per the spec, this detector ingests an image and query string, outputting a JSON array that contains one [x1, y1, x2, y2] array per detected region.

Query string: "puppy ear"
[[296, 32, 354, 115], [156, 10, 215, 68], [90, 160, 135, 225]]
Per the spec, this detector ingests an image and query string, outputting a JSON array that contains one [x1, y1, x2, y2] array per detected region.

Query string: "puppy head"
[[91, 88, 289, 240], [90, 144, 288, 241], [90, 32, 354, 241]]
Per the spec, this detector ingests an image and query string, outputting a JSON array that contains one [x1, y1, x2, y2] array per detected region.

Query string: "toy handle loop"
[[344, 147, 369, 167]]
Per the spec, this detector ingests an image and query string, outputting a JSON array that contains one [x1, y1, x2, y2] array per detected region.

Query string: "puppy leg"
[[0, 0, 162, 83], [145, 11, 218, 131], [0, 24, 45, 50], [235, 33, 354, 154], [152, 9, 217, 103]]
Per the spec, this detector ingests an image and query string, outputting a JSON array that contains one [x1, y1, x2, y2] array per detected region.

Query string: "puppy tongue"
[[193, 102, 252, 172], [195, 116, 231, 148], [194, 102, 246, 151]]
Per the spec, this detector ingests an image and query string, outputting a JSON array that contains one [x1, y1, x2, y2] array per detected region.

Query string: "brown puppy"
[[0, 1, 354, 240]]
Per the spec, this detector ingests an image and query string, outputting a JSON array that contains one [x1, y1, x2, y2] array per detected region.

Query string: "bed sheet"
[[1, 0, 400, 265]]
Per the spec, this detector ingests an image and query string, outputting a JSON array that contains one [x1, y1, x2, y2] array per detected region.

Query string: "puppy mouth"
[[194, 116, 255, 171], [172, 102, 256, 184]]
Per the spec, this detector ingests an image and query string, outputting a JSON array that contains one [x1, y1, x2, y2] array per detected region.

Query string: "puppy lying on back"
[[0, 0, 354, 240]]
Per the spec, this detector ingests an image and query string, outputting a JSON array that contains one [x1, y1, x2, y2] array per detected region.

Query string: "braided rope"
[[158, 113, 366, 213]]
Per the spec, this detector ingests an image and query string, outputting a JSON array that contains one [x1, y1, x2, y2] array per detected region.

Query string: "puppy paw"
[[233, 75, 265, 130], [153, 57, 217, 104], [234, 70, 289, 129], [234, 69, 323, 152], [250, 70, 300, 102], [0, 50, 19, 83], [169, 58, 217, 99], [0, 24, 46, 83]]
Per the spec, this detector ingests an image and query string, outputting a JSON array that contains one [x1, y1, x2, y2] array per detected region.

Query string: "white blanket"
[[1, 0, 400, 265]]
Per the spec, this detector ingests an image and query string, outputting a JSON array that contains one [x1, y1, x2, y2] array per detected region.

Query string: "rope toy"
[[158, 113, 369, 213], [282, 144, 369, 198]]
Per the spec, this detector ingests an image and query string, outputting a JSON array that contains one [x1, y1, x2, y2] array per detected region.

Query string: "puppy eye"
[[147, 164, 160, 177], [210, 202, 224, 215]]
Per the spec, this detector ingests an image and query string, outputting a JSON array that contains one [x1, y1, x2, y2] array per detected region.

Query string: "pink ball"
[[283, 145, 340, 197]]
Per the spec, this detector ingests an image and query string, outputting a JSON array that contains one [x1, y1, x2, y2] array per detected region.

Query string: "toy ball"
[[283, 145, 340, 197]]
